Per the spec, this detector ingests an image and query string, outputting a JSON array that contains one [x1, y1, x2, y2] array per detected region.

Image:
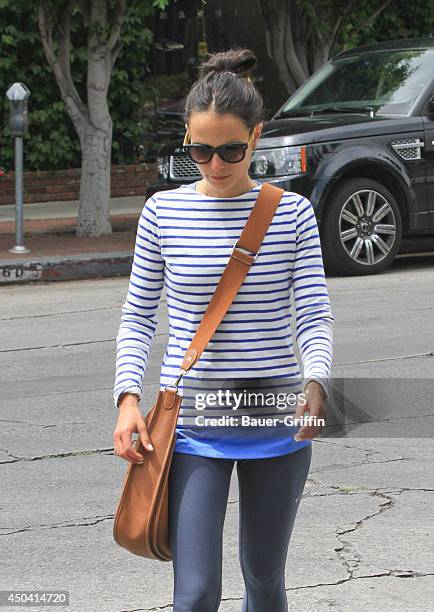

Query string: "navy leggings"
[[168, 443, 312, 611]]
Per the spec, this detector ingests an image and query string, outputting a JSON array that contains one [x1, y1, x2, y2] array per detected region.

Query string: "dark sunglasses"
[[182, 128, 256, 164]]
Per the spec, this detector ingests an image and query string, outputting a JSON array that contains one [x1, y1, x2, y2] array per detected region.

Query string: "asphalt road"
[[1, 253, 433, 611]]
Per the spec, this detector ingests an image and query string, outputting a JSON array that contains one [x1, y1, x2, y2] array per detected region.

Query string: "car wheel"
[[320, 178, 403, 276]]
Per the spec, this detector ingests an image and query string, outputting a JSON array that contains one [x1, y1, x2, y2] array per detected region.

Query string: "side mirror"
[[429, 94, 434, 111]]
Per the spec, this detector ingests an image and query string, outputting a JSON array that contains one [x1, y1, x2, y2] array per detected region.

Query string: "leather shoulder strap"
[[173, 182, 284, 383]]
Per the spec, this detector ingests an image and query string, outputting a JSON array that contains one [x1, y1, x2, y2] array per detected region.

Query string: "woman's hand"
[[113, 394, 154, 463], [293, 381, 327, 442]]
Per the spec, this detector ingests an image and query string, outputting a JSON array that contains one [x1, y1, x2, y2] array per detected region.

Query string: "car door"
[[422, 97, 434, 223]]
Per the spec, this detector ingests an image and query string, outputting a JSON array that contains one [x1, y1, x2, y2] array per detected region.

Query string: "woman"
[[113, 48, 334, 611]]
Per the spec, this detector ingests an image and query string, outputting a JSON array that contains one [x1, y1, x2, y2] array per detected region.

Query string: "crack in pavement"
[[1, 386, 115, 400], [0, 338, 115, 353], [283, 570, 434, 590], [2, 487, 429, 540], [0, 514, 115, 537], [334, 350, 434, 366], [0, 375, 164, 402], [2, 438, 430, 483], [305, 476, 434, 497], [310, 455, 414, 474], [304, 487, 434, 498], [117, 572, 434, 611], [1, 448, 409, 467], [119, 605, 173, 611], [0, 419, 37, 425], [303, 477, 433, 592], [0, 447, 115, 464], [0, 331, 168, 353], [313, 439, 377, 453], [0, 420, 87, 429], [0, 305, 119, 322], [40, 422, 87, 429], [317, 446, 415, 469], [0, 447, 24, 462], [333, 489, 394, 580], [0, 498, 245, 537]]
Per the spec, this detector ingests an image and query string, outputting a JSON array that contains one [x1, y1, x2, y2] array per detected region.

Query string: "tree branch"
[[57, 1, 78, 90], [38, 1, 86, 127], [293, 9, 310, 76], [328, 0, 359, 54], [87, 0, 111, 126], [91, 0, 108, 25], [39, 2, 56, 65], [78, 0, 91, 25], [351, 0, 393, 34], [304, 0, 325, 47], [288, 1, 310, 84], [111, 38, 124, 68], [106, 0, 127, 53]]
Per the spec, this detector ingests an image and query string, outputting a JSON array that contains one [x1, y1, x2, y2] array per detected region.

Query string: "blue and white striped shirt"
[[114, 181, 334, 458]]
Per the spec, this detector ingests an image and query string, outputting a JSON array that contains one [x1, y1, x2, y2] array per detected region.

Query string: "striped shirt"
[[113, 180, 334, 458]]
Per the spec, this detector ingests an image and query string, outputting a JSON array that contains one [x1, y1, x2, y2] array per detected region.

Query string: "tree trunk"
[[39, 0, 128, 237], [257, 0, 393, 97], [257, 0, 307, 95], [77, 122, 112, 236]]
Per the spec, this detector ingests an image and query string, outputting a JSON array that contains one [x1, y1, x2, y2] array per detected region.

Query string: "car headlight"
[[157, 156, 169, 179], [250, 146, 307, 177]]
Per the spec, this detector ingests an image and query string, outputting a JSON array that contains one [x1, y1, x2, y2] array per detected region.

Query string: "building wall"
[[0, 164, 157, 206]]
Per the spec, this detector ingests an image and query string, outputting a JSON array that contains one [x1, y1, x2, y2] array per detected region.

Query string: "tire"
[[320, 178, 403, 276]]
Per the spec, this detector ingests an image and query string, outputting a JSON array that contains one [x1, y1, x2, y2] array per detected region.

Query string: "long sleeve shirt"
[[113, 181, 334, 459]]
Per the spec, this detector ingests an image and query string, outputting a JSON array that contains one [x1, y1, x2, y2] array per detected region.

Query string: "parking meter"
[[6, 82, 30, 136], [6, 82, 31, 254]]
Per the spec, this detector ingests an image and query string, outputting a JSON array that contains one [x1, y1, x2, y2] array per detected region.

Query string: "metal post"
[[6, 82, 31, 254], [9, 136, 30, 253]]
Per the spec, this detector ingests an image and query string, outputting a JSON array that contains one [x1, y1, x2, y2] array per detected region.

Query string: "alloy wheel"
[[338, 189, 397, 266]]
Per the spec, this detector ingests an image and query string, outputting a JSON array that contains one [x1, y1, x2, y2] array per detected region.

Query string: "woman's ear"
[[253, 122, 263, 148], [183, 126, 190, 146]]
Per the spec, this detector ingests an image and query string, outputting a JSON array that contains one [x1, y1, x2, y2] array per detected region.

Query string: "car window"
[[282, 49, 434, 116]]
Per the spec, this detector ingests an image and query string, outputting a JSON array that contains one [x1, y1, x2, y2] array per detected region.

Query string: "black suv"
[[147, 38, 434, 276]]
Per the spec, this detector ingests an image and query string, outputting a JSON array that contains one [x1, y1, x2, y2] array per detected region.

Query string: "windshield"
[[280, 48, 433, 116]]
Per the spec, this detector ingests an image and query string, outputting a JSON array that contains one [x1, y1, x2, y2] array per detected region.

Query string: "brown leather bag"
[[113, 182, 284, 560]]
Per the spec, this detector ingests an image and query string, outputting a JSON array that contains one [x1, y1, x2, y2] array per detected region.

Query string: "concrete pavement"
[[1, 259, 433, 611]]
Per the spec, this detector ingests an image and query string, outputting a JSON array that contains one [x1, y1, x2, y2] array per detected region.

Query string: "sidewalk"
[[0, 196, 144, 285], [2, 195, 434, 287]]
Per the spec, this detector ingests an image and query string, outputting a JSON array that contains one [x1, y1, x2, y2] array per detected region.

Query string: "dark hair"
[[184, 48, 264, 132]]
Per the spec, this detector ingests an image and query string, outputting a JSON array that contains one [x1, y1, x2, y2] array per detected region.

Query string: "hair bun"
[[231, 55, 256, 76], [198, 48, 257, 81]]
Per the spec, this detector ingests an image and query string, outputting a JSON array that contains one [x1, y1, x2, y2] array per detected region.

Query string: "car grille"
[[169, 153, 201, 181]]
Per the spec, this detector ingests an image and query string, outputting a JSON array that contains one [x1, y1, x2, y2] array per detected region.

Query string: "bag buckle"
[[231, 244, 259, 263]]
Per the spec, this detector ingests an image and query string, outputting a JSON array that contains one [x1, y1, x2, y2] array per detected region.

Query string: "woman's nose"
[[208, 153, 226, 171]]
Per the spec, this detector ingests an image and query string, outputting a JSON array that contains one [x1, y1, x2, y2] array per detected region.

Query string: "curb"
[[0, 252, 133, 285]]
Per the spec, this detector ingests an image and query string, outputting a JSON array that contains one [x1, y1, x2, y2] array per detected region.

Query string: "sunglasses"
[[182, 128, 256, 164]]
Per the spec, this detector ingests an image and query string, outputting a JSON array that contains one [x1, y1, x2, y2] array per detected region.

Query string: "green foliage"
[[0, 3, 76, 172], [296, 0, 434, 54], [0, 0, 432, 171], [349, 0, 434, 47], [0, 0, 169, 171], [108, 2, 170, 165]]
